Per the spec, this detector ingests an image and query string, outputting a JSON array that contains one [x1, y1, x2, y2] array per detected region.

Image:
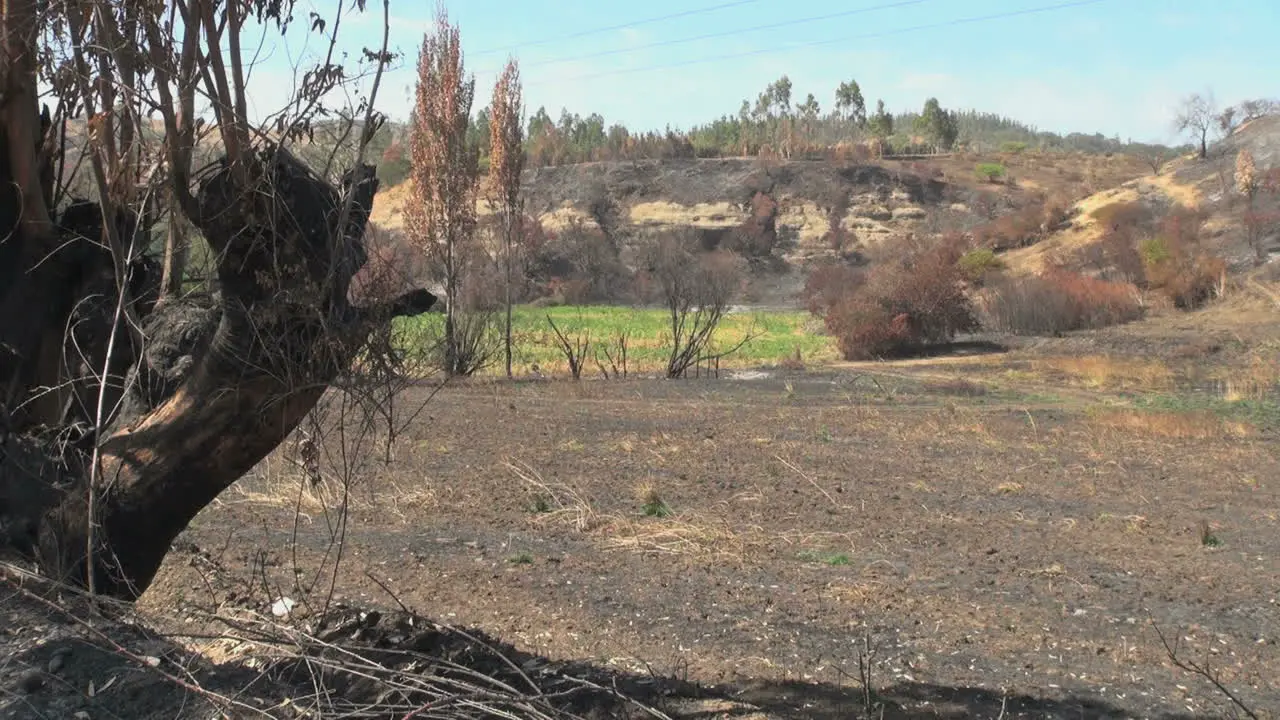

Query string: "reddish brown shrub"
[[1139, 208, 1224, 309], [821, 224, 856, 253], [971, 195, 1076, 252], [981, 268, 1144, 335], [1158, 206, 1208, 245], [1264, 167, 1280, 195], [823, 239, 978, 359], [826, 301, 914, 359], [905, 161, 943, 180], [349, 224, 424, 304], [725, 191, 779, 257], [1076, 229, 1146, 284], [1243, 208, 1280, 263], [827, 141, 873, 165], [802, 263, 865, 315], [1042, 196, 1073, 231], [973, 202, 1059, 251], [1144, 249, 1225, 309], [969, 190, 1001, 220]]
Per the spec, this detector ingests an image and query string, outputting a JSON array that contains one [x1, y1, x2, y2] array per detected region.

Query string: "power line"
[[470, 0, 761, 57], [501, 0, 932, 73], [526, 0, 1110, 87]]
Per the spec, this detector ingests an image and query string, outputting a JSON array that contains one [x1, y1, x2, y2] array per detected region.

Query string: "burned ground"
[[3, 294, 1278, 719], [122, 320, 1280, 718]]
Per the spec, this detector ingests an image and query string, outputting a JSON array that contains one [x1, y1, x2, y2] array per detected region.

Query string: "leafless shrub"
[[545, 315, 590, 380], [646, 231, 751, 378], [594, 328, 630, 380]]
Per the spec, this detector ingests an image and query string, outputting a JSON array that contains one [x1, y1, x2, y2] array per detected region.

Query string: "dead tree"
[[1175, 93, 1217, 160], [406, 5, 485, 377], [0, 0, 433, 599], [488, 60, 526, 379]]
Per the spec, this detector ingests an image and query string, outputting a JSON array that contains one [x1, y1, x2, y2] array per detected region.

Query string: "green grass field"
[[393, 305, 837, 375]]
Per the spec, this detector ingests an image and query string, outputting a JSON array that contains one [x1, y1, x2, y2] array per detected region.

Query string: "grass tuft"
[[798, 549, 852, 566], [636, 483, 673, 518]]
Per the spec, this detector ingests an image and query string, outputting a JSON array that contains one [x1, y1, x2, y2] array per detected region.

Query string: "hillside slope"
[[1005, 114, 1280, 274], [372, 151, 1148, 303]]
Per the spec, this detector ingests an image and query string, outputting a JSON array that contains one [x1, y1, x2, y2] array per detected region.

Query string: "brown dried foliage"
[[971, 195, 1071, 251], [406, 4, 485, 375], [822, 238, 978, 360], [488, 58, 525, 376], [980, 268, 1144, 336], [1141, 208, 1225, 310], [802, 263, 866, 316]]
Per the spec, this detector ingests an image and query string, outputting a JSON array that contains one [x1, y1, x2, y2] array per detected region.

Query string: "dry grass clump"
[[1220, 355, 1280, 402], [507, 460, 604, 532], [1092, 410, 1255, 440], [1033, 355, 1175, 391], [921, 378, 989, 396], [508, 462, 768, 559], [601, 513, 768, 560]]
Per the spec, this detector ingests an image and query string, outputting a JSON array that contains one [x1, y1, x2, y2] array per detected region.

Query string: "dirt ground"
[[113, 325, 1279, 719]]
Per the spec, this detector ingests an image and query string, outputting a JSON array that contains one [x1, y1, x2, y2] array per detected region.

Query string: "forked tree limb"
[[28, 149, 435, 599], [0, 0, 425, 601]]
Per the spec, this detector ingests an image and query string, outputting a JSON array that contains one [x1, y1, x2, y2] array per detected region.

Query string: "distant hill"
[[1004, 113, 1280, 275], [372, 147, 1150, 305]]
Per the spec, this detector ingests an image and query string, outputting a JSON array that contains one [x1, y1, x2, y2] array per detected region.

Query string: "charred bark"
[[1, 143, 434, 599]]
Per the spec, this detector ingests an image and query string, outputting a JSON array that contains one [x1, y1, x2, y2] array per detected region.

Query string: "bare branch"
[[546, 315, 590, 380], [1154, 623, 1259, 720]]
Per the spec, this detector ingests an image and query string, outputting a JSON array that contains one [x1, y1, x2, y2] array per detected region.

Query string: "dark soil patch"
[[130, 369, 1280, 719]]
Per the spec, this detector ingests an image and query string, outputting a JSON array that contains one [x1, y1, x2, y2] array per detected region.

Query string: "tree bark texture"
[[1, 131, 434, 599]]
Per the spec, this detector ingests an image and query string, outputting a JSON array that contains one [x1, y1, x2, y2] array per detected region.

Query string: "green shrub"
[[1140, 237, 1171, 265], [1000, 141, 1029, 154], [958, 248, 1004, 282], [975, 162, 1007, 183]]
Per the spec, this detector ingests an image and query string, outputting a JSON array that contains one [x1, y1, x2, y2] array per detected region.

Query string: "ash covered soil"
[[130, 356, 1280, 719]]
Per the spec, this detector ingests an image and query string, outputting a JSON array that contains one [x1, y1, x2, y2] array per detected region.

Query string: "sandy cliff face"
[[370, 157, 976, 304], [373, 158, 954, 261]]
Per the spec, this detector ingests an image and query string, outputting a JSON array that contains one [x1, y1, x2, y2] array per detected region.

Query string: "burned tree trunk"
[[1, 141, 434, 599], [1, 0, 430, 601]]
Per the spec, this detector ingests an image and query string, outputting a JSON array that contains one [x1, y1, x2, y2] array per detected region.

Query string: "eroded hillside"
[[1006, 114, 1280, 275], [372, 151, 1149, 303]]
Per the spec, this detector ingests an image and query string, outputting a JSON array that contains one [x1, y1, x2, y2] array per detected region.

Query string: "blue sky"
[[244, 0, 1279, 145]]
